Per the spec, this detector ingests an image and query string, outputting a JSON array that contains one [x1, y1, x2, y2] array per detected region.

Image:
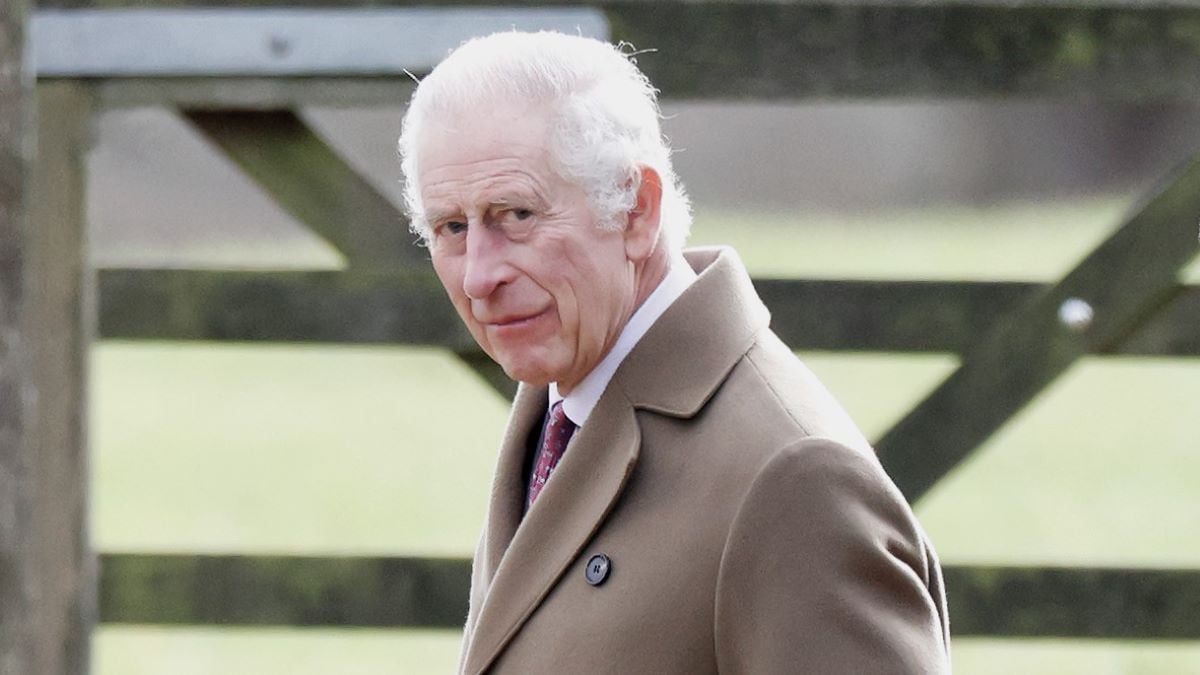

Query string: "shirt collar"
[[549, 255, 697, 426]]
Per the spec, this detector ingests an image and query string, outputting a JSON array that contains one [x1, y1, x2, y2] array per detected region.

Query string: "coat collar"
[[613, 246, 771, 417], [463, 246, 769, 673]]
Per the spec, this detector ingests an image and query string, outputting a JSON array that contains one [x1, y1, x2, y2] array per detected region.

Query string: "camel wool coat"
[[457, 247, 951, 674]]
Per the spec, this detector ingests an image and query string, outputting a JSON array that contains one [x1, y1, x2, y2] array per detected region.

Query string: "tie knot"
[[547, 401, 573, 435]]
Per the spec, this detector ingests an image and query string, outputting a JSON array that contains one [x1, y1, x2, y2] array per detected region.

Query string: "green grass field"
[[93, 198, 1200, 672]]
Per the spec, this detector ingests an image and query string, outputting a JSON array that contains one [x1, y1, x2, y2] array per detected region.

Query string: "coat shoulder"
[[711, 327, 871, 455], [632, 327, 877, 523]]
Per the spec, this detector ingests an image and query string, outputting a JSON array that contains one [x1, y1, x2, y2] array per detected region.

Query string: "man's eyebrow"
[[489, 193, 546, 209], [424, 206, 461, 224]]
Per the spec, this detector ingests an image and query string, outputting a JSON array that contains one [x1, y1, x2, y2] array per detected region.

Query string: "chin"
[[496, 359, 555, 387], [503, 369, 552, 387], [487, 342, 566, 386]]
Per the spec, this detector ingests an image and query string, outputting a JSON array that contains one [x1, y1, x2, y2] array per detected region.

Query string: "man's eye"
[[513, 209, 533, 220], [443, 221, 468, 235]]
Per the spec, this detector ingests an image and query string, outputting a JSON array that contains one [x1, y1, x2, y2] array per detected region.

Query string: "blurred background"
[[15, 3, 1200, 673]]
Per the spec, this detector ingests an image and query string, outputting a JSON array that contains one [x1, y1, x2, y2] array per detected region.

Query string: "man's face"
[[418, 104, 637, 393]]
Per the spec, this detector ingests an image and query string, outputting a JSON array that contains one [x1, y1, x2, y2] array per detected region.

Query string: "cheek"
[[554, 269, 621, 339], [558, 245, 625, 297]]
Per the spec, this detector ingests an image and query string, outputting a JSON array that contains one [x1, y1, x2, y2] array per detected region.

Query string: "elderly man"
[[399, 31, 950, 674]]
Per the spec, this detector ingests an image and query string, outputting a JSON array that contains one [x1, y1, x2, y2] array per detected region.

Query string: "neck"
[[631, 246, 672, 311]]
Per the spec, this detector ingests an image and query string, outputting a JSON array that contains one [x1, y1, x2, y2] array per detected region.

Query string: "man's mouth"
[[484, 309, 548, 329]]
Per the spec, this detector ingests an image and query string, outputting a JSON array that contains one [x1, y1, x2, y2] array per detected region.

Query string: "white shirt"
[[549, 255, 697, 427]]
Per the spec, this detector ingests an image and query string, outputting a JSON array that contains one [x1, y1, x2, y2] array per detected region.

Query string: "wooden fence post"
[[0, 3, 94, 670], [26, 79, 96, 675], [1, 1, 36, 672]]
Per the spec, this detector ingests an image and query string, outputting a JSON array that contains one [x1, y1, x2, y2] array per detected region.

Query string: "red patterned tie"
[[526, 401, 577, 510]]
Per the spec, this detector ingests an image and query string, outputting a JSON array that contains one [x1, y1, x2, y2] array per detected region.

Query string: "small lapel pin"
[[585, 553, 611, 586]]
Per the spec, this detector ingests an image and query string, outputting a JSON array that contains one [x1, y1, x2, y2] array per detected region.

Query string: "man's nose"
[[462, 226, 511, 300]]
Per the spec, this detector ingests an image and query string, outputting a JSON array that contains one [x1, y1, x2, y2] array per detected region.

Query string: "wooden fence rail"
[[98, 272, 1200, 358], [34, 1, 1200, 103], [98, 553, 1200, 639]]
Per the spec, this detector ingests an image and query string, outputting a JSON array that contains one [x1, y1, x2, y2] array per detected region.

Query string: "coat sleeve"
[[714, 436, 951, 674]]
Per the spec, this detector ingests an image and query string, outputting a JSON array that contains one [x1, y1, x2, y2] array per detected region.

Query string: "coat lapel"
[[479, 383, 547, 584], [463, 389, 641, 674]]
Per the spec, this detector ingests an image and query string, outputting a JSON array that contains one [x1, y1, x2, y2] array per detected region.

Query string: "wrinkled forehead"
[[415, 102, 558, 179]]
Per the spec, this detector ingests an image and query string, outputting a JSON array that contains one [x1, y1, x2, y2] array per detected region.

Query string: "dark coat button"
[[585, 553, 611, 586]]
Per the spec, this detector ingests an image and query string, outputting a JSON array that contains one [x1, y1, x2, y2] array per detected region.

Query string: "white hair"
[[398, 31, 692, 251]]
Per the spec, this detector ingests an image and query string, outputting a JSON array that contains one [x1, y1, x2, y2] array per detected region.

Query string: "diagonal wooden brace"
[[182, 108, 427, 275], [877, 152, 1200, 502], [181, 109, 522, 393]]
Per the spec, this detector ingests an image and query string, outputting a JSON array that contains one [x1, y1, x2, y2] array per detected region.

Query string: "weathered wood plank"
[[37, 1, 1200, 102], [97, 553, 1200, 638], [96, 269, 1200, 356], [182, 109, 425, 274], [31, 8, 607, 77], [756, 279, 1038, 354], [765, 278, 1200, 357], [99, 553, 471, 628], [0, 1, 35, 670], [23, 79, 95, 675], [876, 152, 1200, 502], [944, 565, 1200, 639], [1, 24, 94, 670], [1115, 285, 1200, 356], [612, 3, 1200, 101], [97, 269, 477, 350], [98, 76, 416, 110]]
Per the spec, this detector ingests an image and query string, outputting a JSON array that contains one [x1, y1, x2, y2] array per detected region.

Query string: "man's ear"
[[624, 165, 663, 263]]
